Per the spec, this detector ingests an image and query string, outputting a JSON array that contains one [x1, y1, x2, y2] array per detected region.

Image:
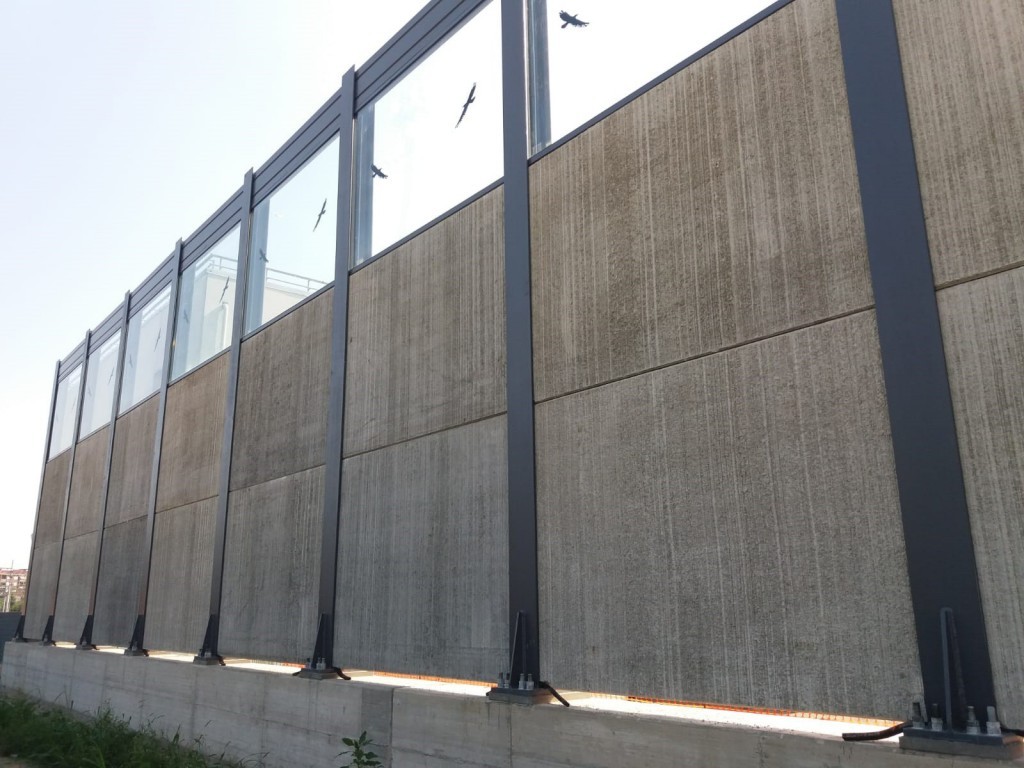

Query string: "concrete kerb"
[[4, 643, 1022, 768]]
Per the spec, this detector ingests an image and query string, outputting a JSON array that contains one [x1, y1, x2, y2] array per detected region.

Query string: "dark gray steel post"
[[13, 361, 61, 642], [196, 170, 255, 664], [488, 0, 551, 704], [298, 68, 356, 680], [835, 0, 1000, 743], [42, 331, 93, 645], [125, 243, 182, 655], [77, 292, 131, 650]]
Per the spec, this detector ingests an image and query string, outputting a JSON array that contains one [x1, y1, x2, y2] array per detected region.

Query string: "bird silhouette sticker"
[[456, 83, 477, 128], [258, 247, 268, 263], [219, 278, 230, 303], [559, 11, 588, 27], [153, 328, 162, 351], [107, 367, 115, 384], [371, 164, 388, 179], [313, 198, 327, 231]]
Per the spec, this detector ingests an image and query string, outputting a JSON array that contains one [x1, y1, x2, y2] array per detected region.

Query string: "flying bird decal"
[[219, 278, 230, 303], [371, 164, 388, 179], [258, 247, 268, 263], [313, 198, 327, 231], [559, 10, 588, 27], [456, 83, 477, 128], [153, 328, 162, 351]]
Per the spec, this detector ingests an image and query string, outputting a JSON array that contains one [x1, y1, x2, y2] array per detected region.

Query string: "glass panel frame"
[[79, 332, 122, 438], [352, 0, 503, 266], [245, 136, 339, 334], [172, 226, 241, 379], [119, 285, 171, 414], [49, 365, 83, 459]]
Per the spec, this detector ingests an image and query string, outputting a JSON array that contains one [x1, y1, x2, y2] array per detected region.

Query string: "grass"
[[0, 694, 250, 768]]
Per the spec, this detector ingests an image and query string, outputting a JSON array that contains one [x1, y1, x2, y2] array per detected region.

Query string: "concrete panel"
[[336, 417, 508, 681], [93, 516, 147, 647], [157, 353, 228, 512], [23, 542, 61, 639], [530, 0, 871, 402], [392, 688, 509, 768], [231, 290, 331, 491], [34, 451, 72, 547], [64, 426, 110, 538], [536, 311, 921, 718], [106, 396, 159, 526], [893, 1, 1024, 286], [145, 497, 216, 653], [52, 531, 100, 642], [219, 465, 322, 662], [528, 1, 872, 403], [345, 187, 506, 456], [937, 268, 1024, 728]]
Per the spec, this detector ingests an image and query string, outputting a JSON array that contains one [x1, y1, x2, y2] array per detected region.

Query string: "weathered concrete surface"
[[63, 426, 109, 538], [335, 417, 508, 680], [33, 451, 72, 547], [3, 644, 1012, 768], [23, 542, 60, 639], [106, 396, 158, 526], [156, 353, 227, 513], [1, 644, 396, 768], [345, 187, 506, 456], [52, 531, 100, 642], [894, 0, 1024, 287], [938, 268, 1024, 728], [145, 497, 216, 654], [536, 311, 921, 718], [231, 290, 331, 492], [220, 465, 322, 662], [391, 688, 509, 768], [92, 517, 147, 647], [530, 0, 870, 402]]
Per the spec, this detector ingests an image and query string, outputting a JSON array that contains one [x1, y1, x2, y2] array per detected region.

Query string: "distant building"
[[0, 568, 28, 612]]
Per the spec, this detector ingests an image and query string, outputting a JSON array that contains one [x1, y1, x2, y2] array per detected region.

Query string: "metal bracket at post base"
[[485, 611, 567, 706], [295, 613, 350, 680], [11, 614, 28, 643], [899, 608, 1023, 759], [39, 615, 56, 646], [76, 615, 97, 651], [193, 614, 224, 665], [124, 614, 149, 657]]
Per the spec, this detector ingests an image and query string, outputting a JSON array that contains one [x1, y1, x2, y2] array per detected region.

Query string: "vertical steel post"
[[835, 0, 997, 737], [298, 68, 357, 680], [13, 361, 61, 642], [196, 170, 255, 664], [77, 293, 131, 649], [125, 243, 182, 655], [41, 331, 92, 644], [489, 0, 550, 703]]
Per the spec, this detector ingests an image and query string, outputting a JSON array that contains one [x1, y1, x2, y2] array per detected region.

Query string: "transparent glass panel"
[[79, 333, 121, 438], [246, 137, 339, 333], [173, 226, 240, 378], [120, 285, 171, 413], [528, 0, 777, 153], [49, 365, 82, 459], [353, 0, 503, 265]]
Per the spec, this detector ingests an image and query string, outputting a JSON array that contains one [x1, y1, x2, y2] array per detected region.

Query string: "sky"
[[0, 0, 423, 568], [0, 0, 774, 570]]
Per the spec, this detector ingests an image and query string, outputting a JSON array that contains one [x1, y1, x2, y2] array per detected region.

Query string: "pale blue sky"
[[0, 0, 773, 569], [0, 0, 422, 567]]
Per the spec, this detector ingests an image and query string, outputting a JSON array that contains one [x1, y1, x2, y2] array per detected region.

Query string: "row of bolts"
[[497, 671, 535, 690], [913, 702, 1002, 735]]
